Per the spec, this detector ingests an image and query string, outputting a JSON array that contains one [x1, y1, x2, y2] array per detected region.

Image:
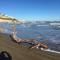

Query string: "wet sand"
[[0, 33, 60, 60]]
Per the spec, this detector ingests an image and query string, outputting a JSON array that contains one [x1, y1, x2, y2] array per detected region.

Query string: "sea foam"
[[41, 48, 60, 54]]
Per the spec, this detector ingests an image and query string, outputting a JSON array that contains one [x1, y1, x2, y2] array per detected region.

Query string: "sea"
[[0, 22, 60, 53]]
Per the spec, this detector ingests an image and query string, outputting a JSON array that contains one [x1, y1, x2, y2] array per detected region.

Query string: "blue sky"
[[0, 0, 60, 21]]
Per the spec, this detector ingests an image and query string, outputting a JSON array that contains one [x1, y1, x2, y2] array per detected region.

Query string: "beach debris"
[[30, 42, 48, 49], [10, 32, 48, 49]]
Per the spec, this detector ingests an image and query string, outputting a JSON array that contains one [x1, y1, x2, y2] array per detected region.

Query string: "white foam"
[[41, 48, 60, 54], [37, 25, 49, 26]]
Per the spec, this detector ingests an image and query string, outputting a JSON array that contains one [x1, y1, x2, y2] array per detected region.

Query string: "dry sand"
[[0, 33, 60, 60]]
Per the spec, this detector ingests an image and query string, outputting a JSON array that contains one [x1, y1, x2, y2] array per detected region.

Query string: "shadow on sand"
[[0, 51, 12, 60]]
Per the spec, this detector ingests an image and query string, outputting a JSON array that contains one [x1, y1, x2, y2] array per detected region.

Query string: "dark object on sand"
[[0, 51, 12, 60]]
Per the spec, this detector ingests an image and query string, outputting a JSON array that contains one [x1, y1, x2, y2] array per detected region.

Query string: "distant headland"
[[0, 13, 23, 24]]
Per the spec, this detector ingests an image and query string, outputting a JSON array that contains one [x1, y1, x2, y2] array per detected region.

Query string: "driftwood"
[[10, 33, 48, 49], [30, 42, 48, 49]]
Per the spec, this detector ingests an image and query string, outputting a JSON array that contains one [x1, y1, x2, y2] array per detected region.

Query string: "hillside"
[[0, 13, 21, 23]]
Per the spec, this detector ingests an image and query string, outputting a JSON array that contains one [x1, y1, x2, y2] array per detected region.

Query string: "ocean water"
[[16, 23, 60, 52], [0, 22, 60, 52]]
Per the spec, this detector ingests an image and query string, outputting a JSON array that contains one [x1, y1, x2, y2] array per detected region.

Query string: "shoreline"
[[0, 33, 60, 60], [41, 48, 60, 54]]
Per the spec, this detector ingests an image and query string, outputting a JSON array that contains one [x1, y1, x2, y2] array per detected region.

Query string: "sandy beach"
[[0, 33, 60, 60]]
